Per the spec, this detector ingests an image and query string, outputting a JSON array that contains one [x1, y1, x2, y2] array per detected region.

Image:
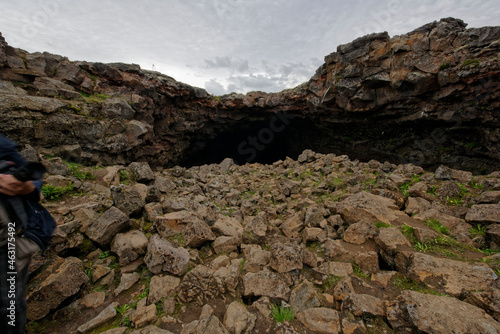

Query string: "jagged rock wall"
[[304, 18, 500, 173], [0, 18, 499, 172]]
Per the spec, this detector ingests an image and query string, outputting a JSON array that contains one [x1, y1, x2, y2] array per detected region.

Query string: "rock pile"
[[23, 149, 500, 334]]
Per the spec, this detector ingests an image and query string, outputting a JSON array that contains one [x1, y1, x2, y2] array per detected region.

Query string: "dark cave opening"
[[180, 116, 402, 167], [181, 118, 292, 166], [179, 115, 495, 174]]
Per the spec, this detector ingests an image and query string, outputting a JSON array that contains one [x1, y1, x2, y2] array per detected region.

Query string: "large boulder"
[[280, 213, 304, 238], [297, 308, 341, 334], [147, 275, 181, 305], [466, 204, 500, 224], [343, 221, 379, 244], [128, 162, 155, 183], [243, 271, 291, 301], [374, 227, 412, 268], [85, 206, 129, 246], [183, 220, 216, 248], [269, 242, 303, 273], [177, 265, 215, 306], [223, 301, 257, 334], [289, 280, 321, 313], [111, 184, 147, 216], [338, 192, 408, 225], [242, 213, 268, 244], [144, 234, 190, 276], [111, 230, 148, 266]]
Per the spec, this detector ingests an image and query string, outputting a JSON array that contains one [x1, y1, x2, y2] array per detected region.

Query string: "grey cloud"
[[204, 79, 227, 96], [204, 56, 250, 73], [3, 0, 500, 96], [203, 56, 322, 95]]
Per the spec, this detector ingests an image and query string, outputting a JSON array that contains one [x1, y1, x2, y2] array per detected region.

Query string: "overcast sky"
[[0, 0, 499, 95]]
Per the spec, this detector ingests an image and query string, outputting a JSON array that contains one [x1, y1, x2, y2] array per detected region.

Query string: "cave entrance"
[[179, 114, 498, 174], [179, 115, 386, 167], [180, 117, 293, 166]]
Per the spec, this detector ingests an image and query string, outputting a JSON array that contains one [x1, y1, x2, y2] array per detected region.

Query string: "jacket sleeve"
[[0, 134, 42, 201]]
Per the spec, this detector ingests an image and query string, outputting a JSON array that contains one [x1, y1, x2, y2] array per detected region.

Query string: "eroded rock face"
[[0, 18, 499, 172]]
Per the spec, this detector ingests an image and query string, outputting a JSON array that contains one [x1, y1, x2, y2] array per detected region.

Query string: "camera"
[[0, 161, 46, 182]]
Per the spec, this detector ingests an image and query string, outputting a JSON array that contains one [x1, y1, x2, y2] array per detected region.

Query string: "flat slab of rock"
[[213, 216, 244, 239], [389, 290, 500, 333], [479, 191, 500, 204], [81, 291, 106, 309], [114, 272, 140, 296], [342, 293, 385, 316], [396, 252, 498, 296], [434, 165, 473, 184], [243, 271, 291, 301], [297, 308, 340, 334], [76, 302, 119, 333], [27, 257, 88, 320], [338, 192, 408, 225], [131, 304, 157, 329], [316, 261, 353, 277], [466, 204, 500, 224], [155, 210, 204, 238]]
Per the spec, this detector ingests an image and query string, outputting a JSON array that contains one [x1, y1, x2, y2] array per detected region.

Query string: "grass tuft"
[[270, 304, 295, 323]]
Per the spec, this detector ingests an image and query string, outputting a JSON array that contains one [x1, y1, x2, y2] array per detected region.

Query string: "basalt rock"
[[0, 18, 499, 172]]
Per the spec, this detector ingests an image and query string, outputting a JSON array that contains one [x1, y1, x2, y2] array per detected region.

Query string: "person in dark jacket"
[[0, 134, 54, 334]]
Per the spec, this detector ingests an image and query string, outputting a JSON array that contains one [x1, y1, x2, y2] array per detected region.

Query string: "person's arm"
[[0, 174, 36, 196], [0, 134, 42, 200]]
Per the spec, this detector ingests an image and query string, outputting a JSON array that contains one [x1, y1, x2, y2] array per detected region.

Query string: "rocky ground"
[[20, 147, 500, 334]]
